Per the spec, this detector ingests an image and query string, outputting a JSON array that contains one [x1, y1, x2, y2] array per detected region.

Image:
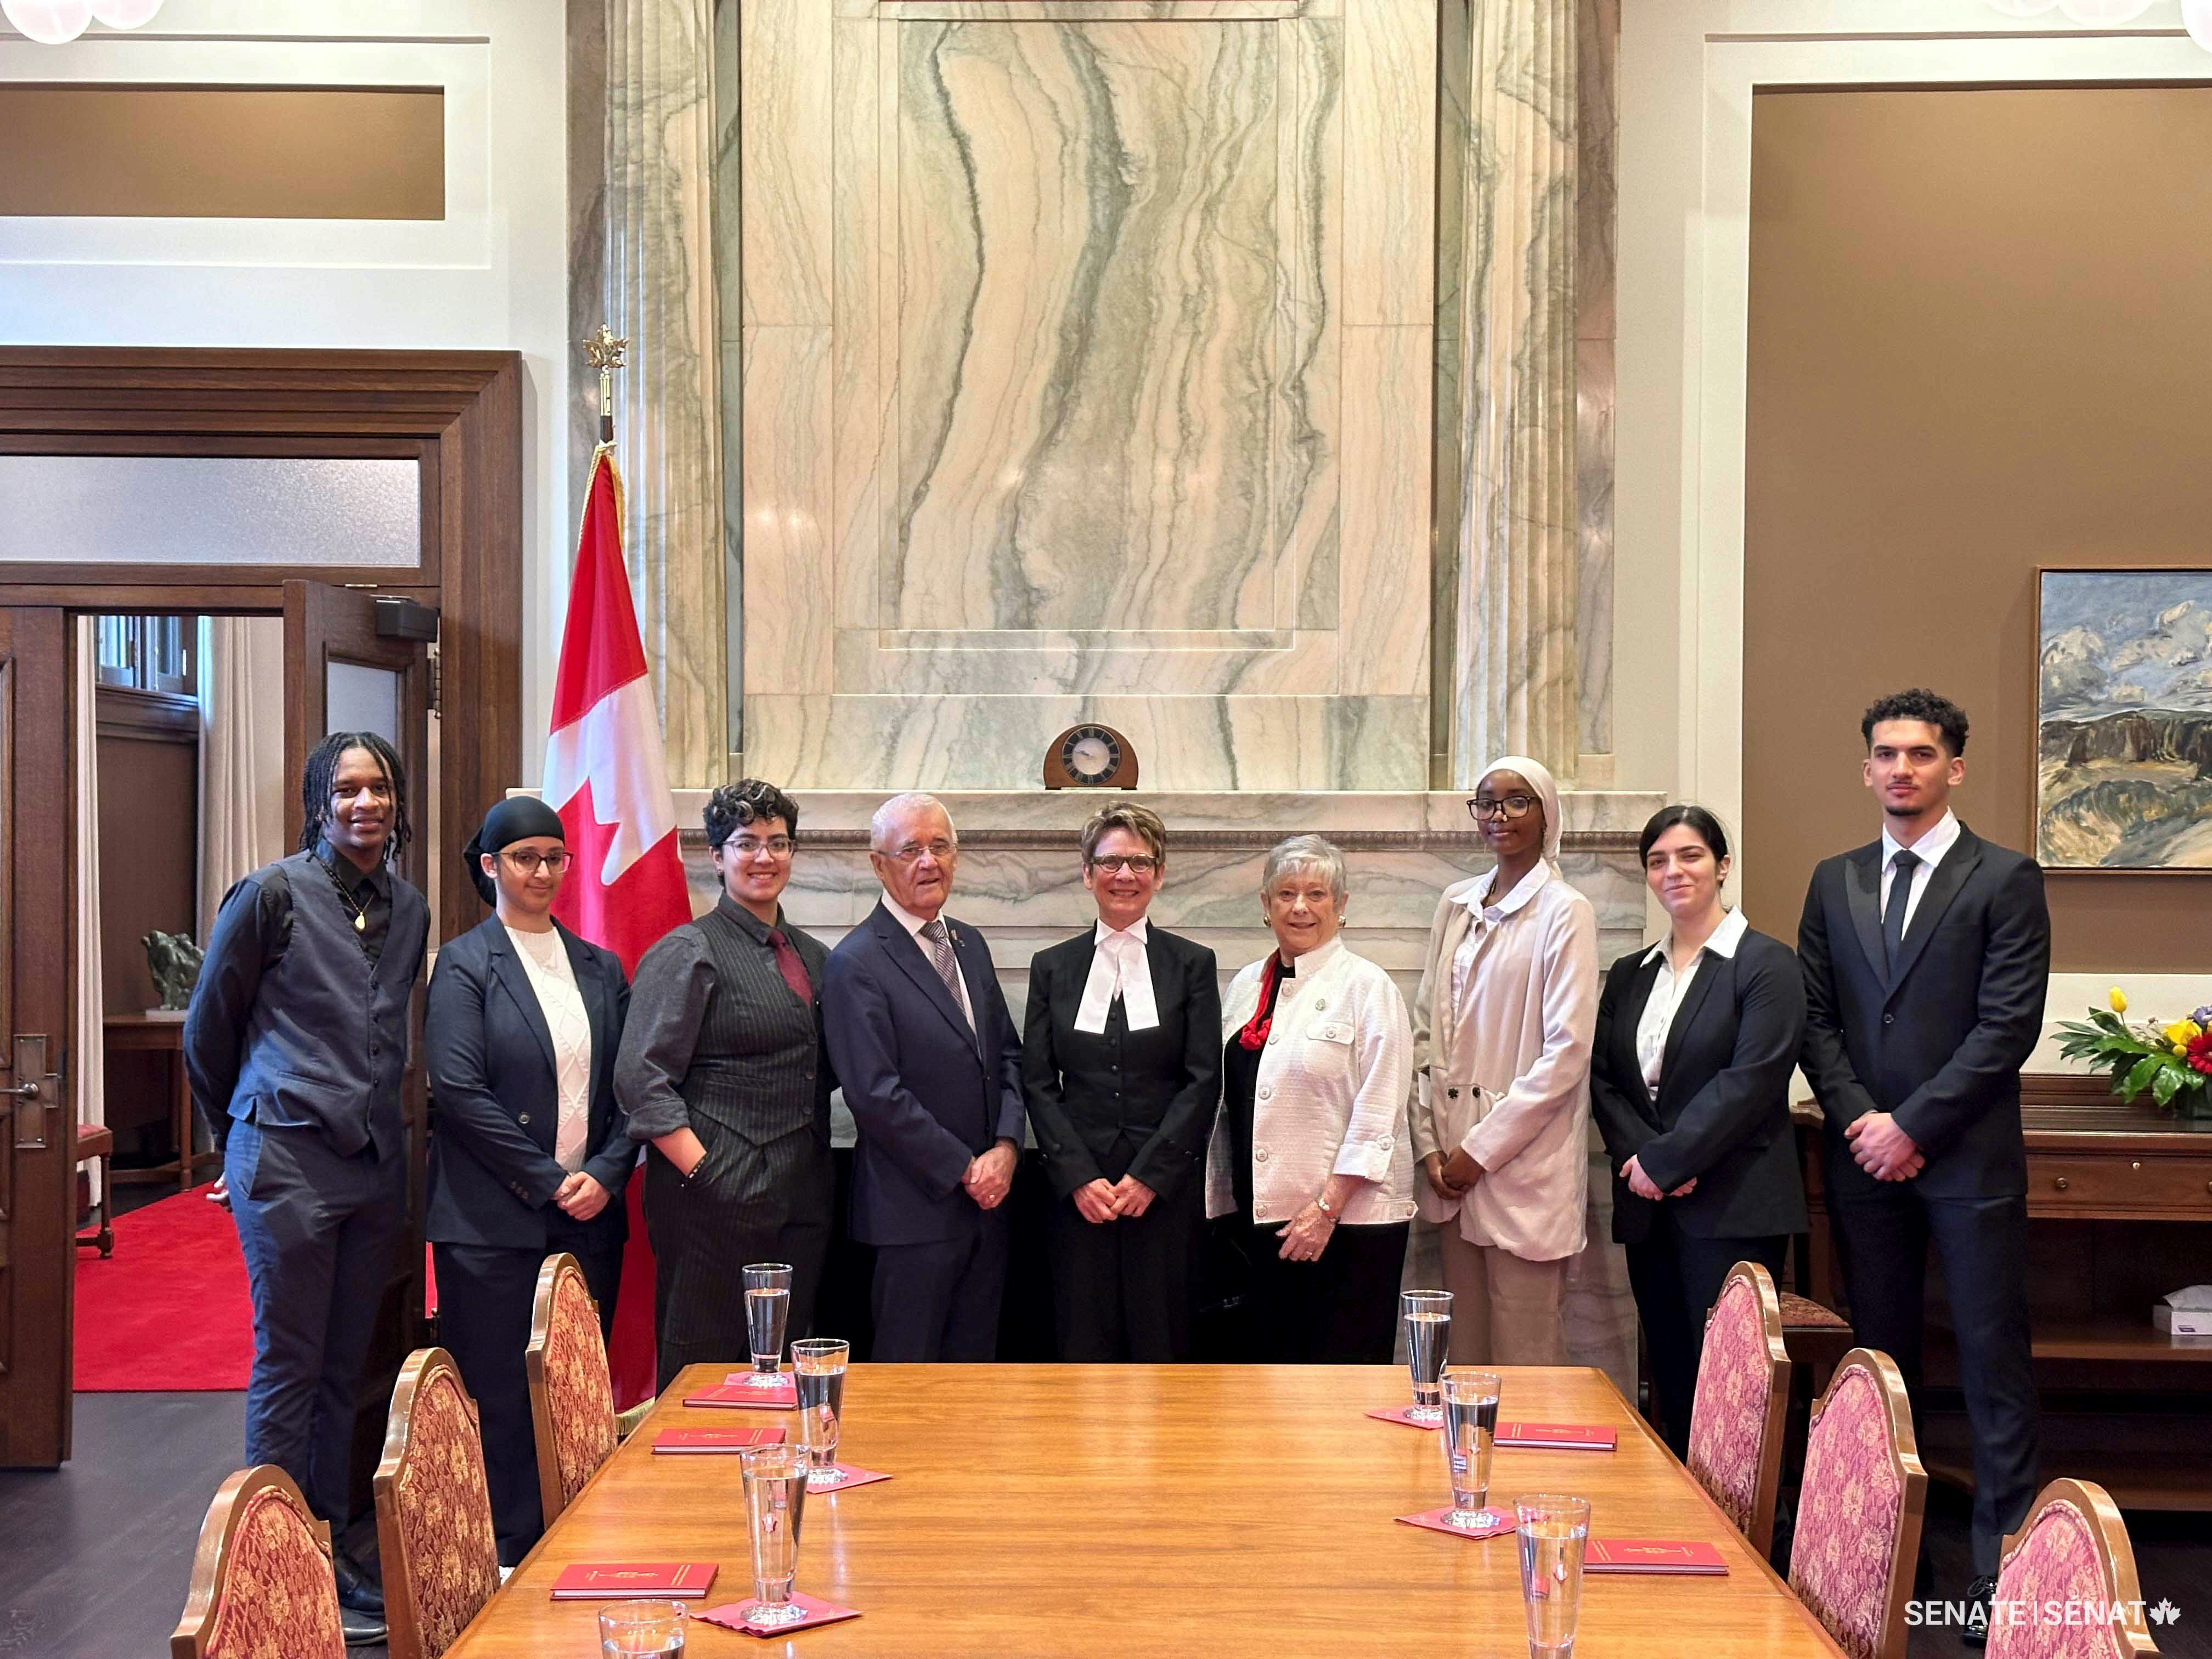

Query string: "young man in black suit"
[[1797, 689, 2050, 1641]]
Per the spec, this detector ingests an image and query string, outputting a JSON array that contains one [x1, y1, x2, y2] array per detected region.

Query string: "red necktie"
[[766, 928, 813, 1007]]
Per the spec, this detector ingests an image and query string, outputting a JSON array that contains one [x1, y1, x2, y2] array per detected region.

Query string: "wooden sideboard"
[[1796, 1076, 2212, 1510]]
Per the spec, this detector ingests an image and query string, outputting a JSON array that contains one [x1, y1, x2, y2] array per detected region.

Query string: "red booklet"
[[684, 1378, 797, 1410], [1497, 1421, 1617, 1452], [1583, 1539, 1728, 1575], [550, 1562, 719, 1600], [652, 1426, 785, 1454]]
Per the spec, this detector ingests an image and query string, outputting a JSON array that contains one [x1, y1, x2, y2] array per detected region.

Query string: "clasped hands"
[[963, 1139, 1019, 1210], [1420, 1148, 1488, 1203], [1846, 1110, 1925, 1182], [1073, 1175, 1159, 1224], [1621, 1156, 1697, 1204], [552, 1171, 611, 1221]]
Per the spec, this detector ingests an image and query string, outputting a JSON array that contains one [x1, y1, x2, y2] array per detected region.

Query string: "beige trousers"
[[1437, 1229, 1570, 1365]]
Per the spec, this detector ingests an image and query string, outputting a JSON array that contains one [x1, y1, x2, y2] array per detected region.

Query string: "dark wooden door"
[[281, 580, 437, 1517], [0, 607, 72, 1468]]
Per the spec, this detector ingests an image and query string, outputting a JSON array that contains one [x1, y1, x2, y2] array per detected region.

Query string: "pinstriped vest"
[[680, 904, 828, 1146]]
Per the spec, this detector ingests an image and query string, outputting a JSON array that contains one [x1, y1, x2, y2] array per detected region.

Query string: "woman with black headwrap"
[[424, 796, 634, 1566]]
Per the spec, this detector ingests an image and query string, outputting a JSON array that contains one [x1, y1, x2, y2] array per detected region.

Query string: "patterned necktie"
[[919, 917, 972, 1026], [765, 927, 813, 1007], [1883, 849, 1921, 970]]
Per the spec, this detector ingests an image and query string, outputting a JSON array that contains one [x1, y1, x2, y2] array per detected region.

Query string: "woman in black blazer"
[[1590, 805, 1807, 1458], [1022, 804, 1221, 1362], [425, 798, 633, 1565]]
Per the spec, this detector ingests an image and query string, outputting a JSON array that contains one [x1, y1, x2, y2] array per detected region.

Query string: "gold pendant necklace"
[[319, 855, 372, 936]]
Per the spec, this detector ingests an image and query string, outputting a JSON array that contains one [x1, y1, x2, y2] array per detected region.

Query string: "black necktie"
[[1883, 849, 1921, 971]]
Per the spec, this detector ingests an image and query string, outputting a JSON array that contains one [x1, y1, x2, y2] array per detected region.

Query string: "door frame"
[[0, 349, 523, 1469]]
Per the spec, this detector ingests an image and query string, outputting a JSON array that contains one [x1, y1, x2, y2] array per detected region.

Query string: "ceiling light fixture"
[[2, 0, 163, 43]]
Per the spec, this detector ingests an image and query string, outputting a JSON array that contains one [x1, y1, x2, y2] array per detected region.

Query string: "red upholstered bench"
[[75, 1123, 115, 1258]]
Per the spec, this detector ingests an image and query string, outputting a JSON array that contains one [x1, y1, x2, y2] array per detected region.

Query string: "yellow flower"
[[2176, 1046, 2191, 1059], [2166, 1019, 2204, 1047], [2109, 988, 2129, 1014]]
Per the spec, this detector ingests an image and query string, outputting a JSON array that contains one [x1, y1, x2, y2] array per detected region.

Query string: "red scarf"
[[1237, 953, 1288, 1050]]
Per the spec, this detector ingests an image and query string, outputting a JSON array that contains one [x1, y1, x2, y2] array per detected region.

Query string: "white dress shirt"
[[1634, 906, 1749, 1100], [506, 924, 592, 1172], [881, 889, 974, 1029], [1879, 808, 1960, 934], [1074, 917, 1160, 1034]]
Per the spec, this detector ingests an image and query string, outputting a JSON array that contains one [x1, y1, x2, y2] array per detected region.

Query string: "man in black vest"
[[1797, 689, 2049, 1644], [186, 731, 430, 1646]]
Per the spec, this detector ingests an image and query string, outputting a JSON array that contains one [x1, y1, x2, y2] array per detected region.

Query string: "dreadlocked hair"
[[298, 730, 413, 866]]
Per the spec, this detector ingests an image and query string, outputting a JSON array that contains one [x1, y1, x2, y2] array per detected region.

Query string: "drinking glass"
[[1515, 1494, 1591, 1659], [739, 1443, 811, 1627], [1401, 1290, 1453, 1423], [741, 1262, 793, 1377], [599, 1599, 687, 1656], [1439, 1367, 1502, 1529], [789, 1338, 850, 1487]]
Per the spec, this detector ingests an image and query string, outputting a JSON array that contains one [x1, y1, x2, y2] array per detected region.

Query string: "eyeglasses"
[[501, 849, 572, 876], [1088, 854, 1160, 874], [879, 839, 956, 864], [1466, 794, 1538, 823], [724, 836, 794, 861]]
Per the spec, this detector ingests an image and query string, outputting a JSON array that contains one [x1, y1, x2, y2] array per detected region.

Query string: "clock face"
[[1061, 725, 1122, 783]]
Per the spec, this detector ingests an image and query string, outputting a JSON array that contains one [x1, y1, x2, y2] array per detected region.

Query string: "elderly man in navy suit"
[[822, 792, 1027, 1360]]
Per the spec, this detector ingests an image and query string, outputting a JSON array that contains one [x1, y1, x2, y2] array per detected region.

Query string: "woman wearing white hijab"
[[1407, 755, 1598, 1364]]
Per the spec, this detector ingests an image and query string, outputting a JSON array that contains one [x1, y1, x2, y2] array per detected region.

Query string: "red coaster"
[[1395, 1506, 1514, 1541], [698, 1592, 863, 1637], [1365, 1405, 1440, 1430], [811, 1463, 890, 1491]]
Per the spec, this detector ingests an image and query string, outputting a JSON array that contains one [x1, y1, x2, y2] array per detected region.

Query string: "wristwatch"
[[1314, 1192, 1340, 1220]]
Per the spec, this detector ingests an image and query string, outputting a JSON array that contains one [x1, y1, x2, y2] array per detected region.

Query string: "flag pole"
[[584, 322, 627, 449]]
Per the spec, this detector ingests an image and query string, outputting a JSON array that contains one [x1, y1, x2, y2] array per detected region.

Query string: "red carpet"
[[75, 1181, 253, 1392]]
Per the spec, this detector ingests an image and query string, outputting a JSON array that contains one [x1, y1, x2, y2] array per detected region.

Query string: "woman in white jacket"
[[1408, 755, 1598, 1365], [1205, 836, 1415, 1362]]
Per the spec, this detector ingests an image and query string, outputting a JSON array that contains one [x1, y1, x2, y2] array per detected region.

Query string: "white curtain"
[[196, 617, 287, 944], [74, 618, 106, 1199]]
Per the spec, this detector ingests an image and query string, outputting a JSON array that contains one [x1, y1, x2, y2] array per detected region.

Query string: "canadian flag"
[[545, 445, 694, 1407]]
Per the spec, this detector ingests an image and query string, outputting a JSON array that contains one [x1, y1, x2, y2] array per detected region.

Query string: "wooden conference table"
[[446, 1364, 1846, 1657]]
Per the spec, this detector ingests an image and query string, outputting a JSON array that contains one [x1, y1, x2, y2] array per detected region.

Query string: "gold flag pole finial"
[[584, 324, 628, 446]]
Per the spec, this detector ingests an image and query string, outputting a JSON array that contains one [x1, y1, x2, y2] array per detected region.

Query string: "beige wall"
[[1741, 85, 2212, 971]]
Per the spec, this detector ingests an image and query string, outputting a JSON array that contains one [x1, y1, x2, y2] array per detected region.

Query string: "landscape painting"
[[2038, 568, 2212, 871]]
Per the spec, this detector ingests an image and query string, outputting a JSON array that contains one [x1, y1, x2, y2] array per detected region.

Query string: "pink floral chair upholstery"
[[1987, 1479, 2159, 1659], [1685, 1260, 1792, 1554], [171, 1465, 347, 1659], [1787, 1347, 1927, 1659], [526, 1251, 619, 1527], [374, 1347, 503, 1659]]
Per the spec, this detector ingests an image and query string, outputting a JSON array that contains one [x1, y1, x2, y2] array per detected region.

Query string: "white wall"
[[0, 0, 572, 782]]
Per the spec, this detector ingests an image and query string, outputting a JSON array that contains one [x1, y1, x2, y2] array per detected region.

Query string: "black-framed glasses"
[[1466, 794, 1537, 823], [725, 835, 795, 861], [501, 849, 572, 876], [1089, 854, 1160, 874]]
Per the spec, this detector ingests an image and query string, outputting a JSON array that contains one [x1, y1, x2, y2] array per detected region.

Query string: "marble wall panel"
[[740, 326, 836, 692], [1575, 0, 1617, 762], [1341, 0, 1436, 327], [1338, 325, 1432, 697], [827, 628, 1338, 695], [742, 0, 834, 324]]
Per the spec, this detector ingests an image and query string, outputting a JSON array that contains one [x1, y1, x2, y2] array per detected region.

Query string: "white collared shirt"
[[881, 888, 974, 1028], [1448, 861, 1550, 1017], [1634, 907, 1748, 1100], [1879, 808, 1961, 934], [1074, 917, 1159, 1034], [505, 924, 592, 1171]]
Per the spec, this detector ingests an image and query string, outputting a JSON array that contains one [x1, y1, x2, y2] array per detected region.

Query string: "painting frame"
[[2034, 564, 2212, 876]]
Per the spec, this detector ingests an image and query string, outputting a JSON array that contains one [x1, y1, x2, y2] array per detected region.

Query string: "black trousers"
[[870, 1213, 1012, 1362], [1830, 1180, 2039, 1576], [643, 1128, 834, 1393], [227, 1118, 404, 1530], [1243, 1219, 1410, 1363], [1048, 1181, 1201, 1362], [433, 1228, 622, 1565], [1624, 1218, 1789, 1459]]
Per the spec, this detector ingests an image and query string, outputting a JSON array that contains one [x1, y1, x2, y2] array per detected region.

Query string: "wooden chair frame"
[[374, 1346, 496, 1659], [168, 1464, 337, 1659], [1694, 1259, 1794, 1557], [1995, 1477, 2160, 1657], [524, 1250, 617, 1528], [1796, 1346, 1929, 1659]]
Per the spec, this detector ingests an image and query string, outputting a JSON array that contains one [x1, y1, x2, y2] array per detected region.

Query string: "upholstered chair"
[[1987, 1479, 2160, 1659], [1787, 1347, 1928, 1659], [525, 1251, 621, 1528], [170, 1464, 346, 1659], [374, 1346, 503, 1659], [1685, 1259, 1792, 1555]]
